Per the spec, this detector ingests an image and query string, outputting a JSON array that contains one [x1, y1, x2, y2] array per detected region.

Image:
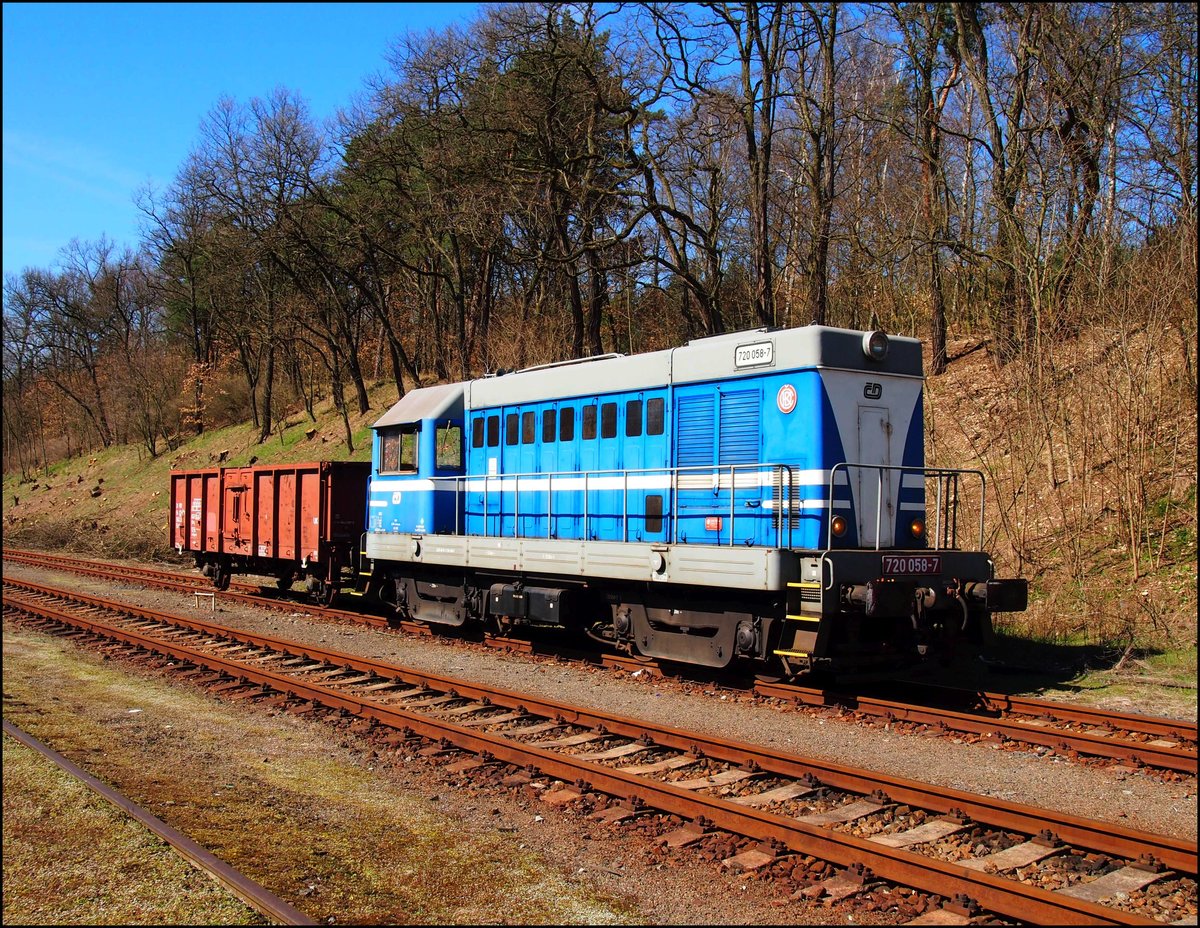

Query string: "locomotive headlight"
[[910, 517, 926, 540], [862, 329, 889, 362], [831, 515, 848, 537]]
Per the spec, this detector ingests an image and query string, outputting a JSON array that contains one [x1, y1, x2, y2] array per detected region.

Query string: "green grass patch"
[[3, 736, 264, 926]]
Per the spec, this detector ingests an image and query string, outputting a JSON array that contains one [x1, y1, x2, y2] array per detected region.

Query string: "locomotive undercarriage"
[[372, 564, 995, 676], [594, 592, 780, 668], [368, 547, 1026, 678], [782, 550, 1028, 676], [377, 560, 781, 669]]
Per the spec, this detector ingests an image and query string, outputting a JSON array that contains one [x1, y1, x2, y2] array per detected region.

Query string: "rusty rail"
[[2, 719, 316, 925]]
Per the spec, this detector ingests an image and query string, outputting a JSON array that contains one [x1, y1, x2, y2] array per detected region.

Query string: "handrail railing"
[[825, 462, 985, 552], [413, 462, 797, 548], [377, 461, 985, 553]]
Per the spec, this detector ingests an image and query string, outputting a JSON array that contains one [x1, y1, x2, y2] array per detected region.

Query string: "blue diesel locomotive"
[[361, 324, 1027, 676]]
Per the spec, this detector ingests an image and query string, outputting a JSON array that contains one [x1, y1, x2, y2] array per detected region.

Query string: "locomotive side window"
[[625, 399, 642, 437], [381, 431, 399, 472], [601, 402, 617, 439], [542, 409, 556, 443], [583, 406, 597, 440], [647, 397, 665, 435], [472, 417, 485, 449], [522, 410, 536, 444], [645, 494, 663, 533], [380, 427, 417, 473], [505, 413, 519, 446], [436, 422, 463, 470], [559, 407, 574, 441], [486, 414, 499, 447]]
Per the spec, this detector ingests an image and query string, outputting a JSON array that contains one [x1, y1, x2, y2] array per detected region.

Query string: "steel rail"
[[759, 679, 1198, 743], [6, 586, 1194, 925], [2, 719, 315, 926], [2, 549, 391, 627]]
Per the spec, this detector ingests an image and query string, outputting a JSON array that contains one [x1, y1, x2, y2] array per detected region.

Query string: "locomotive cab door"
[[856, 406, 895, 547]]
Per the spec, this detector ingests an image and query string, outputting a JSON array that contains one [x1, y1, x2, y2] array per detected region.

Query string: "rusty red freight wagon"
[[170, 461, 370, 602]]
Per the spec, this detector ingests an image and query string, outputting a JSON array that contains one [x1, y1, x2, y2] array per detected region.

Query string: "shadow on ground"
[[893, 631, 1158, 697]]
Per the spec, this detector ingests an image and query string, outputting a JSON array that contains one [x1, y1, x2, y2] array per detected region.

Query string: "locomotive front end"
[[773, 328, 1028, 676]]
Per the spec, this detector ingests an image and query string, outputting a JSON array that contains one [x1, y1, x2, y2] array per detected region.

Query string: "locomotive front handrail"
[[825, 462, 986, 552]]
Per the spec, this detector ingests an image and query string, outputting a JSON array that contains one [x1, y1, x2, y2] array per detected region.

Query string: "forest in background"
[[3, 2, 1196, 654]]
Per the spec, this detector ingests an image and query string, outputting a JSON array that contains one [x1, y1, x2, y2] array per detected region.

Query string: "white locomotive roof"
[[373, 326, 923, 423], [373, 382, 464, 428], [468, 324, 922, 410]]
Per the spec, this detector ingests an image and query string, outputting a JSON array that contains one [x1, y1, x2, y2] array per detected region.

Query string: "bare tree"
[[644, 2, 794, 327], [953, 1, 1039, 362], [887, 2, 961, 373]]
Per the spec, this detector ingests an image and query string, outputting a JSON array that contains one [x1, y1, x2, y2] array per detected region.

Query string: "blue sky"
[[2, 2, 482, 282]]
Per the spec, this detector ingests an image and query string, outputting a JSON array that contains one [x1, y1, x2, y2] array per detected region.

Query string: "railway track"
[[4, 547, 1196, 777], [755, 681, 1197, 777], [4, 576, 1196, 925]]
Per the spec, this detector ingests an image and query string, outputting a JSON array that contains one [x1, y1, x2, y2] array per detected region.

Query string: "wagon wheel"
[[276, 573, 294, 591], [213, 565, 232, 591]]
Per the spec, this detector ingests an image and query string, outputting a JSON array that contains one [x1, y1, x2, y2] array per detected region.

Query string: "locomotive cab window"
[[522, 410, 536, 444], [505, 413, 519, 446], [380, 426, 418, 473], [559, 407, 574, 441], [582, 406, 597, 440], [542, 409, 556, 443], [471, 416, 485, 449], [436, 422, 463, 471], [486, 414, 500, 447]]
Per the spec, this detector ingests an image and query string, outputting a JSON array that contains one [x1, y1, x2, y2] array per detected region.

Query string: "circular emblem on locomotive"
[[777, 383, 797, 414]]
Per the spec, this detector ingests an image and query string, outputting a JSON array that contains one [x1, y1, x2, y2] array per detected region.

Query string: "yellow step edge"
[[784, 615, 821, 623], [773, 649, 810, 658], [787, 581, 820, 588]]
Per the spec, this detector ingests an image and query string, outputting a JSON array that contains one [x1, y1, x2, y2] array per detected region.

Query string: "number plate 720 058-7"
[[881, 555, 942, 575]]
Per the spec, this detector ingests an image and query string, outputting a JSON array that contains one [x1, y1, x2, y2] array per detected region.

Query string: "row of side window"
[[471, 397, 665, 449]]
